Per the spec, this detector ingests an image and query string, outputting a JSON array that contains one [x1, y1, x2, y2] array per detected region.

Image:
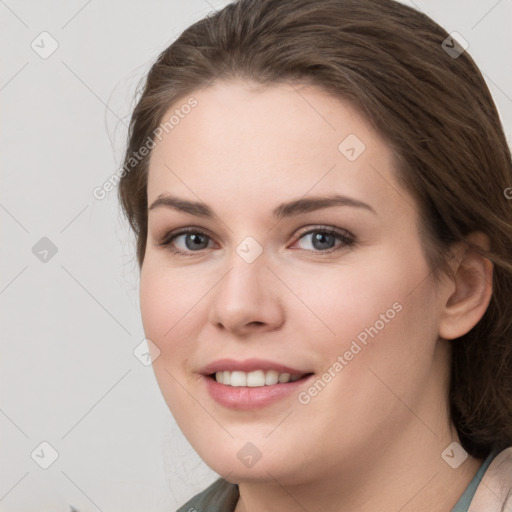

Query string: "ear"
[[438, 232, 493, 340]]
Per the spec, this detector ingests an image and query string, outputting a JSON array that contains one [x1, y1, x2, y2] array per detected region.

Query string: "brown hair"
[[118, 0, 512, 458]]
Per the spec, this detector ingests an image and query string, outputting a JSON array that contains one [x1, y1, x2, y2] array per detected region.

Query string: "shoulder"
[[176, 478, 239, 512], [469, 446, 512, 512]]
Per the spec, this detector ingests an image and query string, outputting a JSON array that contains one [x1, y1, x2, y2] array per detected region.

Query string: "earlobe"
[[438, 232, 493, 340]]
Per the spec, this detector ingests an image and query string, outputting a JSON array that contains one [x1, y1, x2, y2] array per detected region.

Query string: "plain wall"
[[1, 0, 511, 510]]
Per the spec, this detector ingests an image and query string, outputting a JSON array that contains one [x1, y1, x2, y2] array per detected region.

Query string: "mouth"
[[200, 359, 315, 409]]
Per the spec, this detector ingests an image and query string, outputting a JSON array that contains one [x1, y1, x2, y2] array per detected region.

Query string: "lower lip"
[[203, 374, 314, 410]]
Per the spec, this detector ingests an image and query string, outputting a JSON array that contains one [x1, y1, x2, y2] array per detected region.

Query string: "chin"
[[195, 439, 311, 485]]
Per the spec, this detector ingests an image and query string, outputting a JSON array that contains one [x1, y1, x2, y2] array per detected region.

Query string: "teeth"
[[247, 370, 265, 387], [230, 371, 247, 387], [214, 370, 306, 387], [265, 370, 279, 385]]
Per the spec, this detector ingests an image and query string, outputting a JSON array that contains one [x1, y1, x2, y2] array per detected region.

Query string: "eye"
[[157, 227, 214, 255], [291, 226, 355, 253]]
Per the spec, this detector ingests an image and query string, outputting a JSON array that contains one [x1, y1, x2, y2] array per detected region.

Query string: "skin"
[[140, 80, 493, 512]]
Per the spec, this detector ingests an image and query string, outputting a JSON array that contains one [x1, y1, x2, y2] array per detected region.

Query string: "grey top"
[[450, 450, 497, 511], [176, 478, 238, 512]]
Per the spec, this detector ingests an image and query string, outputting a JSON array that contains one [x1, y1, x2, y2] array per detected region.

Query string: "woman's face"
[[141, 80, 451, 484]]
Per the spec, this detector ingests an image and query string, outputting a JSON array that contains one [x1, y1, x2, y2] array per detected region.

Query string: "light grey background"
[[1, 1, 511, 511]]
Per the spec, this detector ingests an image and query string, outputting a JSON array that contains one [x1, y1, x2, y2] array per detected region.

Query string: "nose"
[[208, 249, 285, 336]]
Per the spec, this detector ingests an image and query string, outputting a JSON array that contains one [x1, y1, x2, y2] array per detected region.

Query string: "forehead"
[[147, 80, 412, 220], [150, 79, 376, 164]]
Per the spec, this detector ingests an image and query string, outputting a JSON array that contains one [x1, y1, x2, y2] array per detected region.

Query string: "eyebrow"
[[148, 193, 377, 219]]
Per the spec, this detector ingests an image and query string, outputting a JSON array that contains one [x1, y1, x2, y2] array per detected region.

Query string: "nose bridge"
[[218, 241, 268, 306], [209, 239, 283, 332]]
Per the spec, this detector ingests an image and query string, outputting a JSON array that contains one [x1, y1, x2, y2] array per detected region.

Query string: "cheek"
[[139, 263, 198, 366], [139, 266, 166, 346], [298, 242, 439, 384], [283, 254, 439, 460], [297, 250, 425, 339], [139, 264, 205, 420], [305, 245, 440, 406]]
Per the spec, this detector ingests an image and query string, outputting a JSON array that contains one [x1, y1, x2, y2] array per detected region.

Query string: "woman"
[[118, 0, 512, 510]]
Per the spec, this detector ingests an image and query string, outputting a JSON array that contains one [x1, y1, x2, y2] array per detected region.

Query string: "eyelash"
[[157, 225, 356, 257]]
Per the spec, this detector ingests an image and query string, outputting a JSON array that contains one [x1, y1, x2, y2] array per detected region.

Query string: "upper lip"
[[200, 358, 312, 376]]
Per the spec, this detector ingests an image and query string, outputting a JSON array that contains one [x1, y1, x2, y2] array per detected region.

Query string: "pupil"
[[313, 232, 335, 250]]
